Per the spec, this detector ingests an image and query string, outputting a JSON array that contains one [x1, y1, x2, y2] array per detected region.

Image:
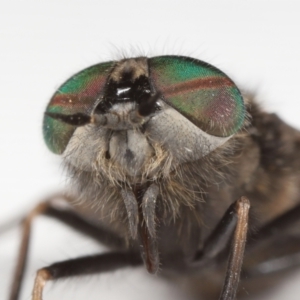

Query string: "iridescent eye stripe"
[[57, 75, 107, 98], [159, 77, 234, 97], [47, 95, 96, 114], [49, 61, 114, 115], [58, 61, 113, 95]]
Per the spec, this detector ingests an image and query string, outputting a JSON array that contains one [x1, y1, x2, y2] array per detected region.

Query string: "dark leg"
[[9, 195, 125, 300], [192, 197, 250, 300], [218, 197, 250, 300], [193, 197, 250, 265], [32, 251, 142, 300], [9, 202, 47, 300]]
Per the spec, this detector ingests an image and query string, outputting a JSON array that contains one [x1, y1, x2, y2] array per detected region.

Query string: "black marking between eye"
[[138, 92, 161, 117], [94, 72, 153, 114], [45, 112, 91, 126]]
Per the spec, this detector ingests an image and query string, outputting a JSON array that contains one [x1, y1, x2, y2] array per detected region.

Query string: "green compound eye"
[[149, 56, 245, 137], [43, 61, 114, 154]]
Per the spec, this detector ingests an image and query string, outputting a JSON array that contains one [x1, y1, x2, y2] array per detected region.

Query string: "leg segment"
[[9, 202, 47, 300], [219, 197, 250, 300], [194, 197, 250, 265], [9, 195, 125, 300], [32, 251, 142, 300], [192, 197, 250, 300]]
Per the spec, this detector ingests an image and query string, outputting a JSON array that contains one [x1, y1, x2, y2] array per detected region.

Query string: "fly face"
[[44, 56, 245, 186]]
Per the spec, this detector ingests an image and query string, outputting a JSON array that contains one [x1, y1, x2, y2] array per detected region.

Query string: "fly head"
[[43, 55, 246, 272]]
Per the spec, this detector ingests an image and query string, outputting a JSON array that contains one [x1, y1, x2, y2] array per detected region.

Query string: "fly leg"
[[192, 196, 250, 300], [9, 195, 125, 300], [31, 251, 142, 300], [218, 197, 250, 300]]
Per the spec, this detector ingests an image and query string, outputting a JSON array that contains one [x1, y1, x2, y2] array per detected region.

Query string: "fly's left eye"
[[149, 56, 245, 137], [43, 61, 114, 154]]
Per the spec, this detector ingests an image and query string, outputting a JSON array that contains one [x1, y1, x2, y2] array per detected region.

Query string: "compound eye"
[[149, 56, 245, 137], [43, 61, 114, 154]]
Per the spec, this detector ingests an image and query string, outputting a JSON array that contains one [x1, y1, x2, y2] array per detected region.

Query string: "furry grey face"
[[63, 59, 231, 186]]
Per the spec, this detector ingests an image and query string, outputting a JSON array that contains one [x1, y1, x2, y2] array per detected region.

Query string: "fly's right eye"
[[43, 61, 114, 154], [149, 56, 245, 137]]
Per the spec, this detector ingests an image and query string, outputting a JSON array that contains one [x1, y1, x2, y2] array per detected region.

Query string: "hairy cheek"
[[109, 130, 154, 176]]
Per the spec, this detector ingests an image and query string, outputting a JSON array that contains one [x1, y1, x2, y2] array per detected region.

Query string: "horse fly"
[[8, 55, 300, 300]]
